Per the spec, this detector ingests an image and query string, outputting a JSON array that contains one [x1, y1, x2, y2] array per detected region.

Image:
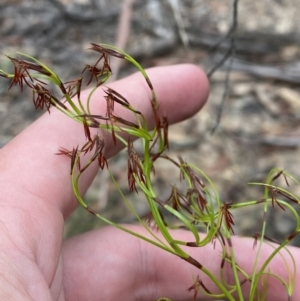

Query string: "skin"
[[0, 64, 299, 301]]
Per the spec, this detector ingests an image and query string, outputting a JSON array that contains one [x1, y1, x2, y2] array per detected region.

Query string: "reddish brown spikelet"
[[89, 43, 125, 59], [199, 280, 212, 295], [71, 147, 80, 172], [145, 201, 168, 228], [8, 57, 69, 102], [7, 57, 33, 91], [186, 188, 207, 211], [152, 116, 169, 156], [64, 77, 83, 99], [142, 211, 156, 228], [56, 146, 81, 173], [271, 188, 286, 211], [167, 186, 193, 214], [105, 87, 129, 105], [106, 89, 139, 114], [220, 202, 235, 234], [82, 64, 104, 86], [111, 115, 139, 129], [4, 57, 65, 113], [104, 89, 115, 117], [10, 66, 29, 90], [187, 275, 201, 300], [102, 92, 127, 146], [56, 147, 73, 159], [78, 114, 109, 122], [187, 275, 211, 300], [214, 230, 226, 247], [162, 115, 169, 149], [178, 158, 208, 212], [8, 56, 51, 75], [82, 118, 92, 142], [276, 188, 298, 204], [101, 53, 112, 76], [108, 120, 117, 146], [32, 84, 53, 112], [178, 156, 205, 189], [271, 170, 290, 187], [57, 146, 81, 174], [32, 83, 68, 113], [82, 47, 111, 86], [80, 135, 107, 172], [150, 99, 160, 134], [283, 173, 290, 186], [167, 186, 180, 211], [81, 137, 95, 155], [127, 140, 146, 193], [157, 206, 168, 227], [271, 170, 284, 183], [32, 84, 51, 112], [93, 136, 108, 170], [253, 232, 260, 249]]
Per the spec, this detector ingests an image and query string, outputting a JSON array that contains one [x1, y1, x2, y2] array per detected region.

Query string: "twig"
[[168, 0, 190, 49], [207, 0, 239, 78], [209, 0, 239, 134], [109, 0, 135, 82]]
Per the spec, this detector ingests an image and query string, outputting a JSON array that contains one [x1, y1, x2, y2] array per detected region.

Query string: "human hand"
[[0, 64, 299, 301]]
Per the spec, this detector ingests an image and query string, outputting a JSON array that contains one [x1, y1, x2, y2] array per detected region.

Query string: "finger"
[[0, 64, 209, 218], [63, 226, 300, 301]]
